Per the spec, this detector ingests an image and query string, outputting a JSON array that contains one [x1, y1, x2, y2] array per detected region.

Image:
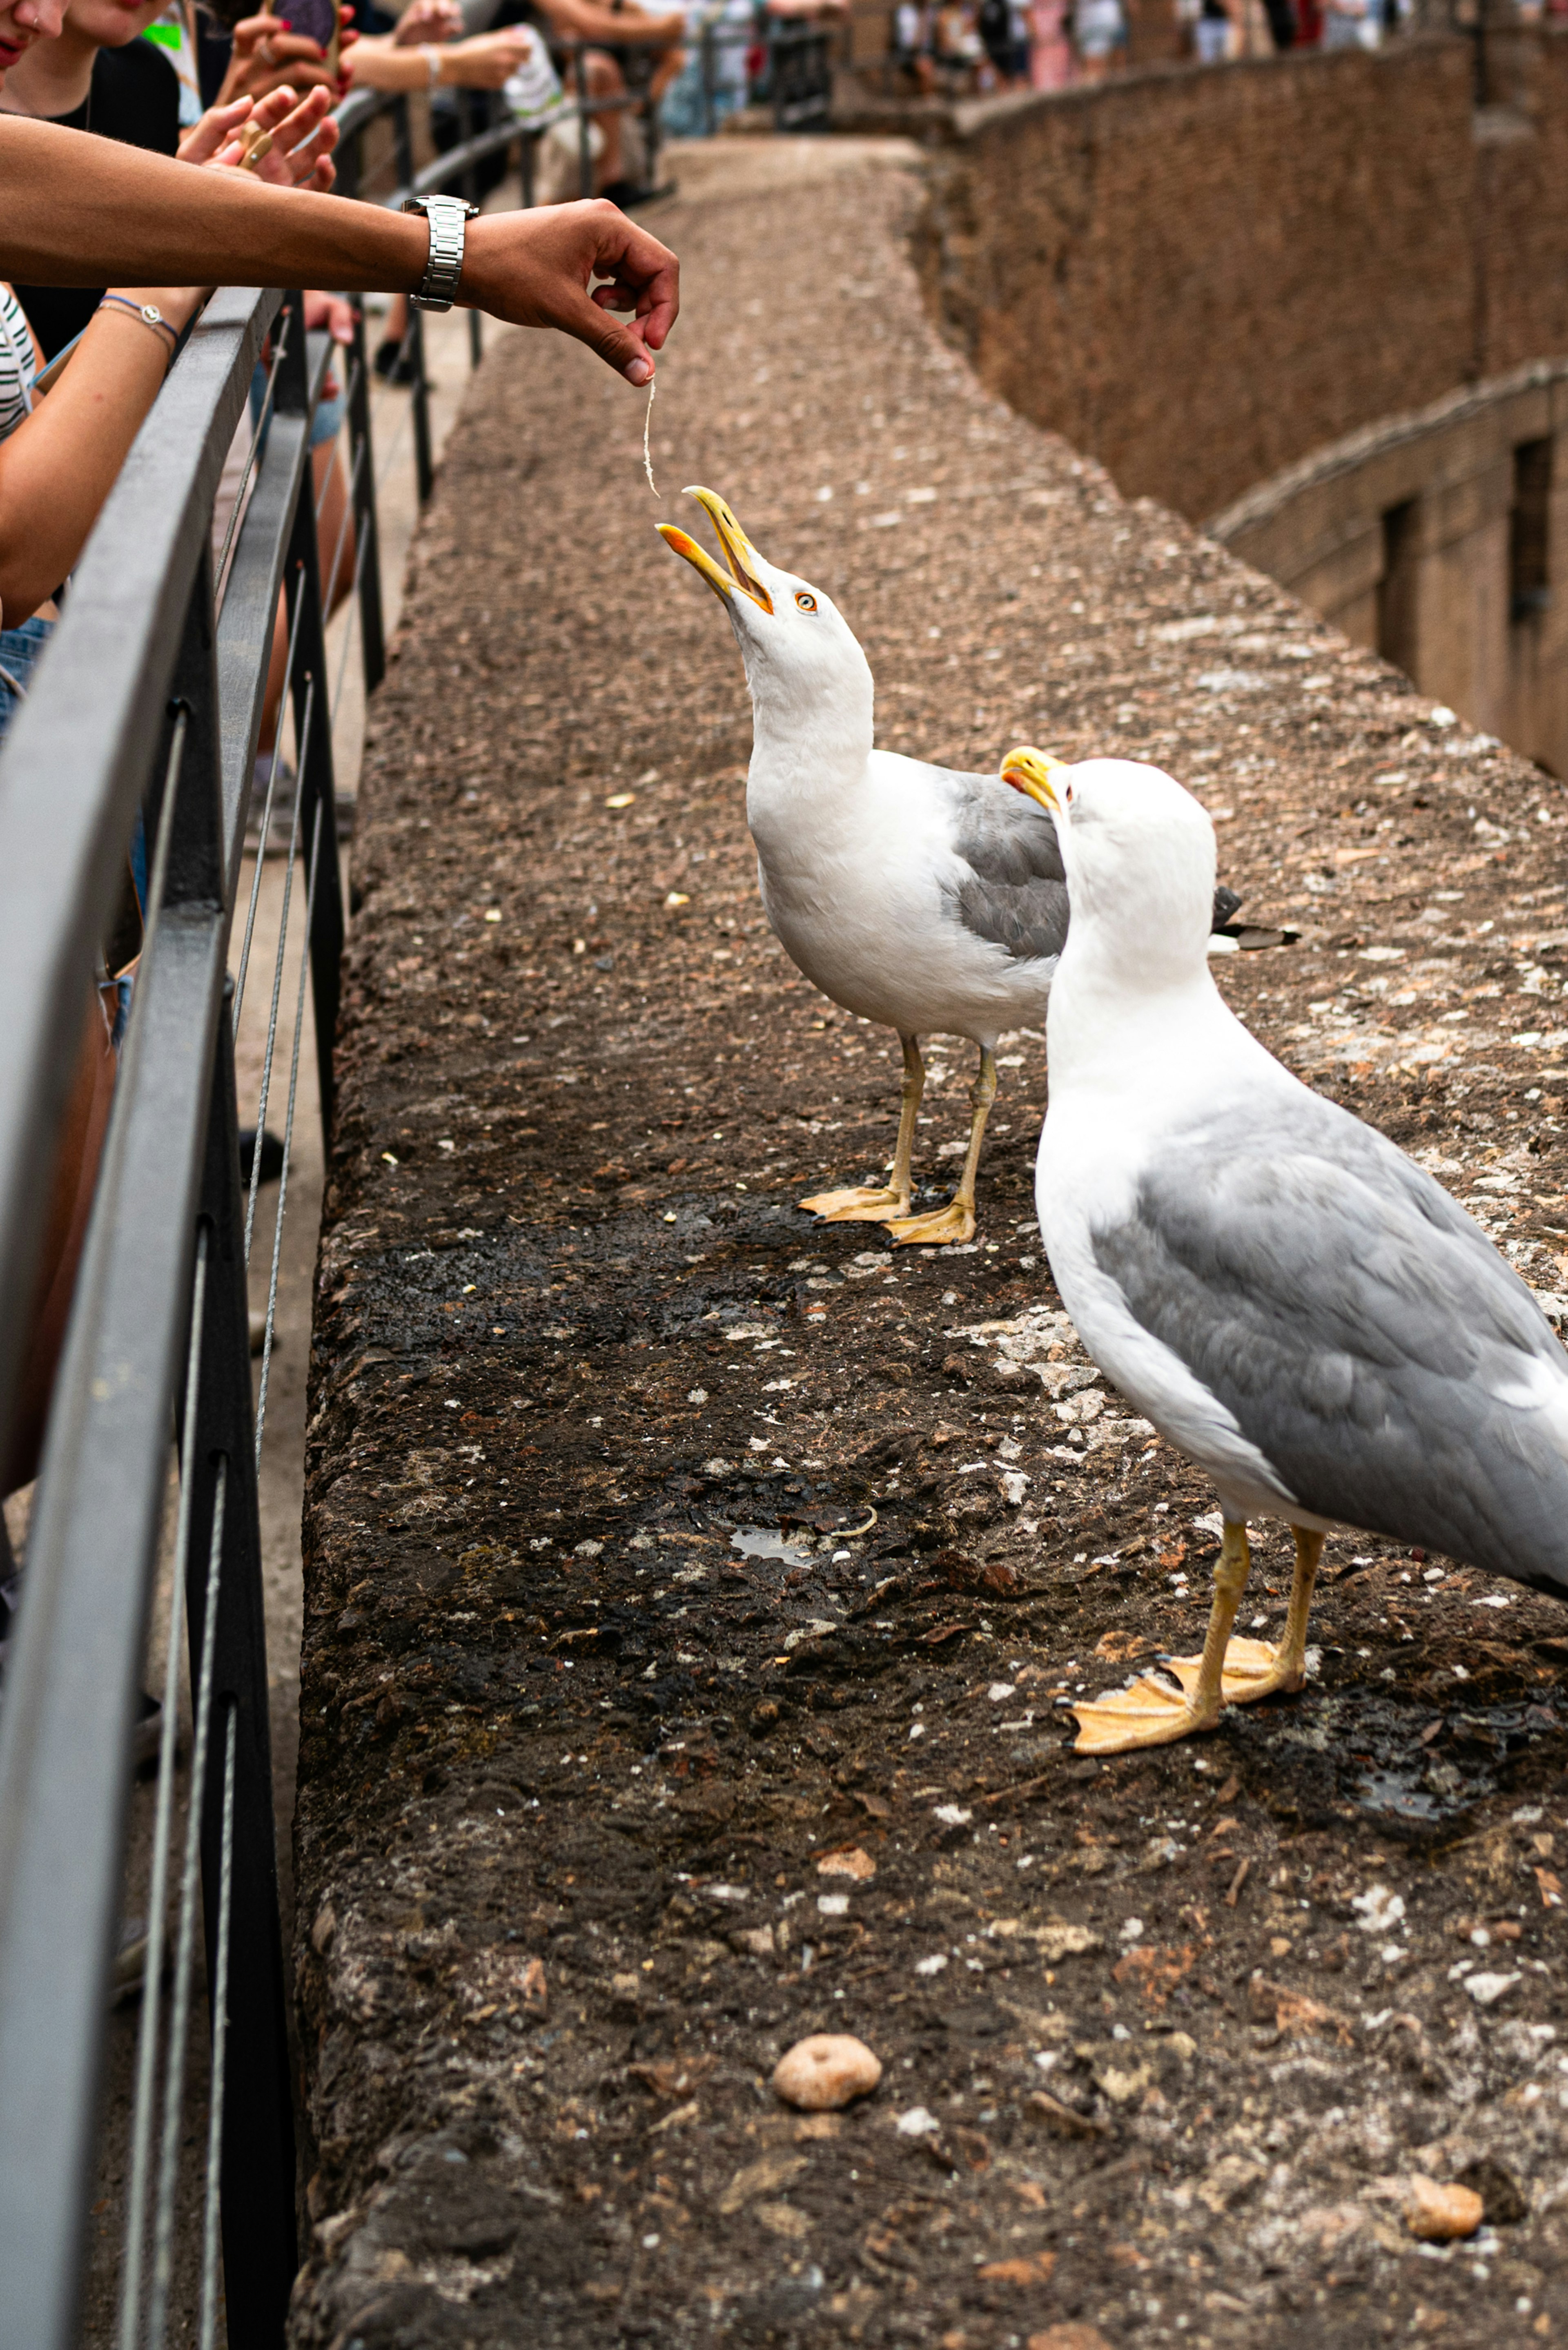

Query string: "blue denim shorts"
[[0, 614, 56, 742], [249, 361, 348, 455]]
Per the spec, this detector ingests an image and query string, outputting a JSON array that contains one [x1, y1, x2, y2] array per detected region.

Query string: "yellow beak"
[[656, 486, 775, 615], [1000, 745, 1070, 812]]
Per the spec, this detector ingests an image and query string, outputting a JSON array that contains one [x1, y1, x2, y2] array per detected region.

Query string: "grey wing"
[[1090, 1090, 1568, 1593], [940, 770, 1070, 965]]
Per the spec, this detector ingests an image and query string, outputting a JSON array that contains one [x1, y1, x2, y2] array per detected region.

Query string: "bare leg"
[[1165, 1524, 1324, 1706], [884, 1043, 997, 1246], [802, 1033, 924, 1222], [585, 52, 625, 192], [1071, 1519, 1253, 1754], [3, 992, 117, 1496], [258, 439, 351, 764]]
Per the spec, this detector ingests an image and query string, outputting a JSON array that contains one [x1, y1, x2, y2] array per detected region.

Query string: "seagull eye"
[[794, 591, 817, 613]]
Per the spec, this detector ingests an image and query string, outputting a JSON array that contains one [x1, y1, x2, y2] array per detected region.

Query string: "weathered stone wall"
[[290, 142, 1568, 2350], [915, 33, 1568, 524], [1209, 361, 1568, 773], [1475, 35, 1568, 379]]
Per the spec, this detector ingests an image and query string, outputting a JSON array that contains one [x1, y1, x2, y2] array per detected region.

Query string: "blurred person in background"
[[1074, 0, 1123, 73], [657, 0, 752, 133], [1193, 0, 1230, 60], [495, 0, 683, 199], [891, 0, 935, 92], [930, 0, 980, 90], [1028, 0, 1071, 84], [1322, 0, 1376, 42], [978, 0, 1028, 84]]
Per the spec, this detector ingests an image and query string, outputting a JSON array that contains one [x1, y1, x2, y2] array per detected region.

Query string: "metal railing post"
[[0, 545, 231, 2350], [463, 89, 484, 372], [273, 293, 345, 1138], [576, 46, 594, 197], [344, 299, 386, 699], [182, 988, 296, 2350], [392, 89, 415, 196], [408, 302, 435, 507]]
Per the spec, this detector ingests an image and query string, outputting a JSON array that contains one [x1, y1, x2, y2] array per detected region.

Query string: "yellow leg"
[[802, 1033, 924, 1222], [1071, 1520, 1253, 1755], [883, 1045, 997, 1247], [1163, 1525, 1323, 1707]]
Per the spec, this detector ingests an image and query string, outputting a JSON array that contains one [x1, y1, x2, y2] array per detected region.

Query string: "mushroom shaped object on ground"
[[772, 2033, 882, 2111], [1402, 2176, 1484, 2241]]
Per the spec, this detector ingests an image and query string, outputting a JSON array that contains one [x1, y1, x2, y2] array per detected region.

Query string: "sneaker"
[[134, 1689, 166, 1775], [0, 1509, 18, 1687], [374, 336, 417, 386], [113, 1915, 149, 2004], [239, 1128, 285, 1187]]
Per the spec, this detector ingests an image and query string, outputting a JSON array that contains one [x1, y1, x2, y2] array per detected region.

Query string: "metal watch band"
[[401, 194, 477, 314]]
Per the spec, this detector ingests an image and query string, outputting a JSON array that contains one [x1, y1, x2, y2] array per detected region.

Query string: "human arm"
[[0, 284, 208, 621], [531, 0, 686, 44], [347, 26, 536, 88], [0, 130, 677, 379], [387, 0, 463, 40]]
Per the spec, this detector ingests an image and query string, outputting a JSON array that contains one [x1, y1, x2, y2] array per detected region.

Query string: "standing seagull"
[[1001, 745, 1568, 1754], [657, 486, 1070, 1244]]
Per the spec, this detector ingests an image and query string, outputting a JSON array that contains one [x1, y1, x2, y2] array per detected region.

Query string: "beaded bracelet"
[[98, 296, 180, 370], [424, 44, 442, 86]]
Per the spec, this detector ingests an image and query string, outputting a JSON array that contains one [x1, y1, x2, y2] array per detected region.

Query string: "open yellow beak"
[[656, 486, 775, 615], [1000, 745, 1070, 812]]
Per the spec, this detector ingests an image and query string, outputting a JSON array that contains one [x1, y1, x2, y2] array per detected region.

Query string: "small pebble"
[[773, 2033, 882, 2111], [1402, 2175, 1484, 2241], [816, 1846, 876, 1881]]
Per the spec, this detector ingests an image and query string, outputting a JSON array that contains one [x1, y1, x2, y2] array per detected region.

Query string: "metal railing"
[[0, 284, 363, 2350], [0, 43, 851, 2335]]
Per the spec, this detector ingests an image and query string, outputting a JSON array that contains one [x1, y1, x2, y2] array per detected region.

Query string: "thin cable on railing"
[[213, 312, 292, 614], [255, 792, 323, 1467], [197, 1700, 238, 2350], [330, 529, 373, 729], [232, 578, 311, 1039], [115, 1222, 208, 2350], [145, 1452, 228, 2350], [196, 1701, 237, 2350], [241, 672, 313, 1269]]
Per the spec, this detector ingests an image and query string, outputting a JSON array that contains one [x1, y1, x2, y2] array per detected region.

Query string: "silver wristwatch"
[[402, 194, 478, 313]]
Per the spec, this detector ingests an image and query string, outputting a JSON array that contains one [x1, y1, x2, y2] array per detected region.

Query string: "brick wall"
[[915, 35, 1568, 522], [1476, 33, 1568, 381]]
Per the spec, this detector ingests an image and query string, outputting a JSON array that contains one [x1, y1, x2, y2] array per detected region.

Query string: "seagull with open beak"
[[656, 486, 1084, 1245]]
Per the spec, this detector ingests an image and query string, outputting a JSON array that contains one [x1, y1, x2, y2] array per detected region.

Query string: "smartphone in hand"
[[274, 0, 341, 76]]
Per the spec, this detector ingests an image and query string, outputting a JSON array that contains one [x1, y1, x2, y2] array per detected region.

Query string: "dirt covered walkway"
[[293, 142, 1568, 2348]]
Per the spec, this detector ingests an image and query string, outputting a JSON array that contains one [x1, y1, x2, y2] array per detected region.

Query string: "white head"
[[657, 488, 873, 762], [1000, 750, 1217, 991]]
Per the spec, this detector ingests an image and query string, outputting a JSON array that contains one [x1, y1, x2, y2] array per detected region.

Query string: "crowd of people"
[[886, 0, 1417, 94]]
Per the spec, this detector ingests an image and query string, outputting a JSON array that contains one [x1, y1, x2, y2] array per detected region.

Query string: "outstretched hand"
[[460, 200, 678, 386], [216, 12, 340, 103], [183, 87, 340, 191]]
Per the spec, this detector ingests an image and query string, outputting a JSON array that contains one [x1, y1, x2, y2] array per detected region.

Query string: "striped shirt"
[[0, 285, 36, 442]]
